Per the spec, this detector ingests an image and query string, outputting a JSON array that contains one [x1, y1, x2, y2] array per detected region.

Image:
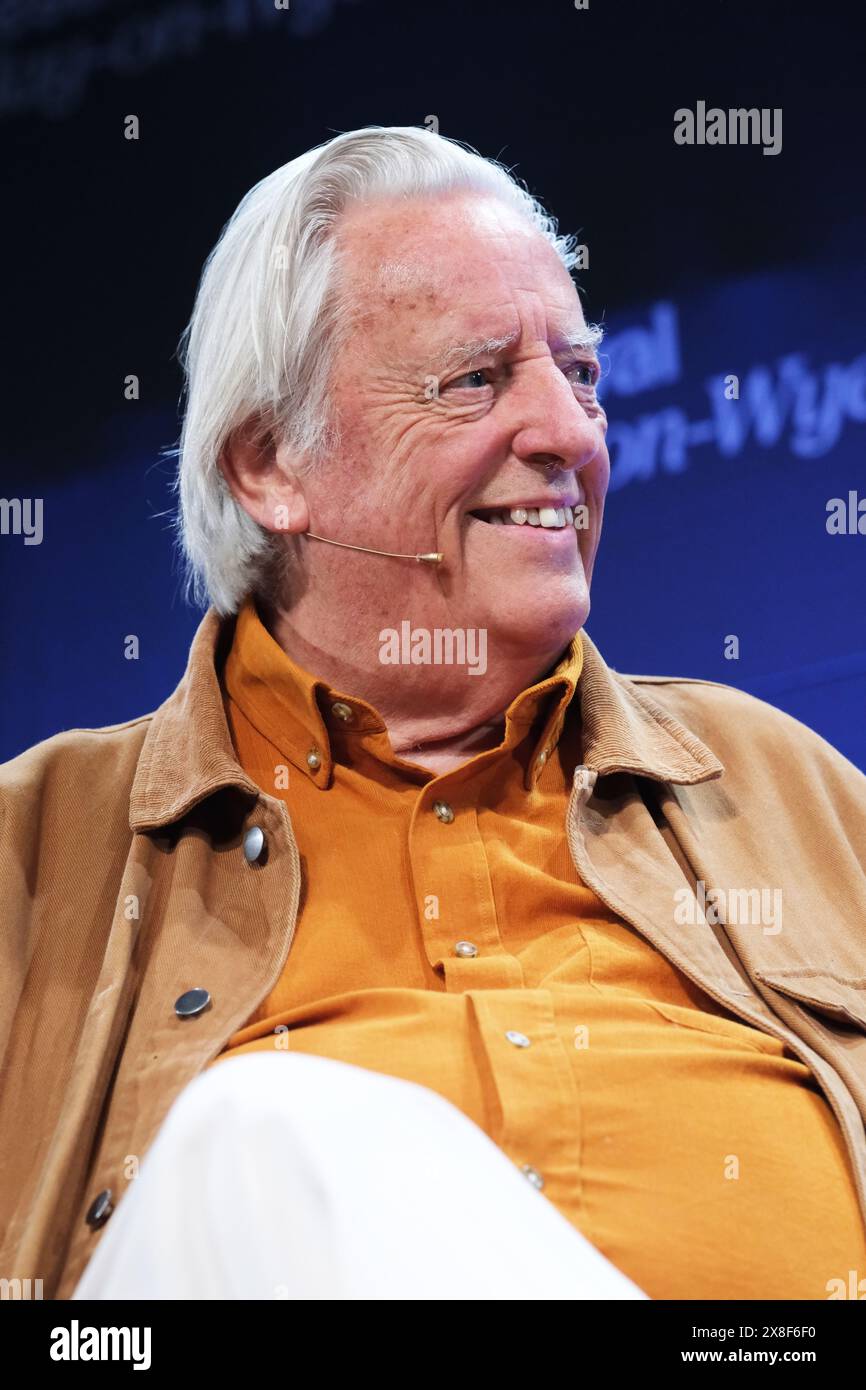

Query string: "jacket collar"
[[129, 608, 723, 831], [577, 628, 724, 785], [129, 609, 254, 831]]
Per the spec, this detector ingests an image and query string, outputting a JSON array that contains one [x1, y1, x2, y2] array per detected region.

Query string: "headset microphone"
[[305, 532, 444, 564]]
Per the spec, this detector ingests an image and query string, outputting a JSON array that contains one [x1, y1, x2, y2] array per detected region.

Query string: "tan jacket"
[[2, 608, 866, 1299]]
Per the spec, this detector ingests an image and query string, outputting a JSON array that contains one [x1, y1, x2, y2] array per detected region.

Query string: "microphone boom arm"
[[305, 532, 443, 564]]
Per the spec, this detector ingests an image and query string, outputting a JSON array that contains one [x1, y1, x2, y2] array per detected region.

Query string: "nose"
[[510, 361, 605, 477]]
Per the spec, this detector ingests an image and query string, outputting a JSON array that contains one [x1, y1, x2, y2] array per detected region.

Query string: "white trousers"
[[72, 1051, 648, 1300]]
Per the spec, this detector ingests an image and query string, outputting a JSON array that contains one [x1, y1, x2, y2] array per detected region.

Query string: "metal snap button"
[[174, 987, 212, 1019], [243, 826, 266, 863], [85, 1189, 114, 1229]]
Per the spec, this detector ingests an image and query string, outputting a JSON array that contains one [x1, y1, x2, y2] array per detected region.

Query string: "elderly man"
[[2, 126, 866, 1304]]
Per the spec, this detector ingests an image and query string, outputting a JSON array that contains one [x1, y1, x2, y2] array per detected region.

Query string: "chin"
[[488, 595, 588, 656]]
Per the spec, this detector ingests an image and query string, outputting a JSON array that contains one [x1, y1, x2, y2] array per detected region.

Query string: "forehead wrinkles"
[[336, 206, 578, 361]]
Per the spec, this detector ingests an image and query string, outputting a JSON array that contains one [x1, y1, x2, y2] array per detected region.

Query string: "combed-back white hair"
[[174, 125, 581, 614]]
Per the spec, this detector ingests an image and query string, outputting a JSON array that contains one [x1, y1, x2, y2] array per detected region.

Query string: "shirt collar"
[[129, 603, 724, 831], [221, 597, 585, 792]]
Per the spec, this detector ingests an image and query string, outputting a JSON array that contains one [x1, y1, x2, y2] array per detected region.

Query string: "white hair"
[[174, 124, 583, 615]]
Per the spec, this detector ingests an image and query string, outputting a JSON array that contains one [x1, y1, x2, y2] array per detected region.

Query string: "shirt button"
[[521, 1164, 545, 1191], [433, 800, 454, 823], [85, 1189, 114, 1229], [174, 987, 212, 1019], [306, 748, 322, 770], [243, 826, 266, 863], [331, 701, 354, 722], [455, 941, 478, 958], [505, 1029, 531, 1048], [535, 748, 549, 774]]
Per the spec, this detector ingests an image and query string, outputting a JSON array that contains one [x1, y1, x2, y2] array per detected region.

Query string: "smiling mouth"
[[468, 504, 581, 530]]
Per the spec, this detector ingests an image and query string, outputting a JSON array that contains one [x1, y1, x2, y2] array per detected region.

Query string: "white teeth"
[[476, 502, 585, 529]]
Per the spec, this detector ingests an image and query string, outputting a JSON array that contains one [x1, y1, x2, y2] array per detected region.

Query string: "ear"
[[220, 418, 310, 536]]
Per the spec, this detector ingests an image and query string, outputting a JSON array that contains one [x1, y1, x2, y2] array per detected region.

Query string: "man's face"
[[299, 192, 610, 660]]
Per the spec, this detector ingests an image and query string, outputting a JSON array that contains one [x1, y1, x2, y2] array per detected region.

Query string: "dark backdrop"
[[2, 0, 865, 767]]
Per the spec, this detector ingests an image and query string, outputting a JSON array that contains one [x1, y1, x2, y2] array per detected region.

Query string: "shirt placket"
[[406, 768, 583, 1211], [407, 775, 523, 986], [469, 989, 583, 1209]]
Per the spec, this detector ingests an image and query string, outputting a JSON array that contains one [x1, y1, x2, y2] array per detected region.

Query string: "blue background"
[[1, 0, 864, 769]]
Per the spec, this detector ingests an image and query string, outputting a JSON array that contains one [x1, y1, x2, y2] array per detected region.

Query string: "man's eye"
[[565, 360, 599, 388], [446, 369, 491, 390]]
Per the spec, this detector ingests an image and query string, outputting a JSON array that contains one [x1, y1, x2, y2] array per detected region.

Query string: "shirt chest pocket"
[[645, 999, 788, 1057]]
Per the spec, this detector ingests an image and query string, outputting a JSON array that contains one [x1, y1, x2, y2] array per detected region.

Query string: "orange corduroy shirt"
[[209, 597, 866, 1299]]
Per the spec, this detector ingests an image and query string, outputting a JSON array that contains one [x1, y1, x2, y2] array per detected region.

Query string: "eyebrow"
[[551, 323, 606, 356], [428, 322, 605, 375]]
